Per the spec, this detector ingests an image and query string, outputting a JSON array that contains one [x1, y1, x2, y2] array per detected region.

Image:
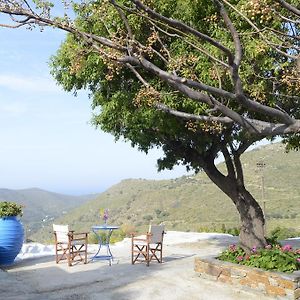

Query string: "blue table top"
[[92, 225, 119, 230]]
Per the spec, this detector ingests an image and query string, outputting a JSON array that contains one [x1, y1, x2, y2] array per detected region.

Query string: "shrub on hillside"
[[198, 224, 240, 236], [270, 226, 300, 240], [143, 214, 153, 221]]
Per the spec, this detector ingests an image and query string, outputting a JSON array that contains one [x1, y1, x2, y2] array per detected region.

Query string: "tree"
[[0, 0, 299, 252]]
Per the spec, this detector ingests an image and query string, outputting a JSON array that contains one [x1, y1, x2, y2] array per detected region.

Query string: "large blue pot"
[[0, 217, 24, 265]]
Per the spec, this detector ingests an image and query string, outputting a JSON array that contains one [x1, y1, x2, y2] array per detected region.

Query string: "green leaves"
[[48, 0, 300, 172], [218, 243, 300, 273], [0, 202, 23, 218]]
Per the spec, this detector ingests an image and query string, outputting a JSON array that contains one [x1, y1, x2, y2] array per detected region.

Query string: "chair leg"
[[146, 244, 150, 267], [131, 239, 134, 265], [132, 242, 143, 265], [55, 245, 68, 264], [132, 244, 150, 265], [148, 243, 163, 264], [68, 245, 72, 266], [132, 246, 141, 264], [84, 242, 87, 264], [55, 245, 59, 264]]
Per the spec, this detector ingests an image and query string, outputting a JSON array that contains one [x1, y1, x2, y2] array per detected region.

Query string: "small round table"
[[91, 225, 119, 265]]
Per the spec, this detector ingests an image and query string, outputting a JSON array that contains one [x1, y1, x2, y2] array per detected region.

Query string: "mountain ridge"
[[30, 142, 300, 243], [0, 188, 99, 237]]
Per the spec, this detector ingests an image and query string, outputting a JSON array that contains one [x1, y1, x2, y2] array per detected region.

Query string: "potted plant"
[[0, 201, 24, 265]]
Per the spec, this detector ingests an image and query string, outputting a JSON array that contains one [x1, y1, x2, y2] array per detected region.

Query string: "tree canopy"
[[47, 0, 300, 170], [0, 1, 299, 152]]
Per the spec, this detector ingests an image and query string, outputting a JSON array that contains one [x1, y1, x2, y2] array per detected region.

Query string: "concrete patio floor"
[[1, 235, 297, 300]]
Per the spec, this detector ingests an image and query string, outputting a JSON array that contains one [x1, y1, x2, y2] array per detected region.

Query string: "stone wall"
[[194, 256, 300, 299]]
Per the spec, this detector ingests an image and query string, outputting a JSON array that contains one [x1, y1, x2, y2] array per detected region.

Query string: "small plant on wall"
[[0, 201, 24, 265], [218, 243, 300, 273], [0, 201, 23, 218]]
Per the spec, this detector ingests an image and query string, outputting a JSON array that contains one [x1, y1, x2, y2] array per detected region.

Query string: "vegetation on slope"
[[0, 188, 97, 237], [30, 143, 300, 243]]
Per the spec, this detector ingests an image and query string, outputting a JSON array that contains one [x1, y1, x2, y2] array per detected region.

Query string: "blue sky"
[[0, 25, 192, 195]]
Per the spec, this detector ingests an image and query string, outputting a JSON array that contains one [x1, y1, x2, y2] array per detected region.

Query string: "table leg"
[[91, 228, 114, 265], [91, 229, 103, 260]]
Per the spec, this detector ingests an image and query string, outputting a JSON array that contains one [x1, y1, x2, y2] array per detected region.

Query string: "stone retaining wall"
[[194, 256, 300, 299]]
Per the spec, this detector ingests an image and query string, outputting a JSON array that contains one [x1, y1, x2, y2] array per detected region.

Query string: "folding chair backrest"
[[53, 224, 69, 243], [149, 225, 165, 244]]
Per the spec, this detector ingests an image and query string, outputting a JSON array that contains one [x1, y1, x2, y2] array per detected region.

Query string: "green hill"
[[0, 188, 98, 237], [30, 142, 300, 243]]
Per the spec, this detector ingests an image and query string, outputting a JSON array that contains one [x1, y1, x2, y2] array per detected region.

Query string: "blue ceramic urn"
[[0, 216, 24, 265]]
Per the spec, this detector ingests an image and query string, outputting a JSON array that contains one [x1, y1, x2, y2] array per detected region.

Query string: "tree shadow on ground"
[[1, 248, 197, 300]]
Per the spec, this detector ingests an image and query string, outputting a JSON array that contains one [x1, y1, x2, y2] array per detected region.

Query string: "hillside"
[[31, 142, 300, 243], [0, 188, 98, 238]]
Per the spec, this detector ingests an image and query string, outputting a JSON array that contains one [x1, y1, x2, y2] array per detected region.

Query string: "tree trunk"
[[228, 185, 267, 252], [203, 158, 267, 252]]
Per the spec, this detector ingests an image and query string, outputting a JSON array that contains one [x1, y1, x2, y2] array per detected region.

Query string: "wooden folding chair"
[[131, 225, 165, 266], [53, 224, 89, 266]]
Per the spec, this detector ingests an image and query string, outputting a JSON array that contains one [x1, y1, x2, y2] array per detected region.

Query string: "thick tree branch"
[[155, 103, 233, 124], [110, 0, 133, 40], [214, 0, 242, 67], [221, 0, 299, 60], [220, 142, 236, 179], [232, 151, 244, 186], [136, 56, 295, 125], [131, 0, 234, 60], [148, 19, 229, 68], [276, 0, 300, 17], [214, 0, 243, 96]]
